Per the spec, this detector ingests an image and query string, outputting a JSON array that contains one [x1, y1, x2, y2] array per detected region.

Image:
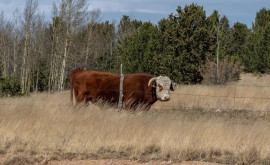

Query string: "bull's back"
[[72, 70, 118, 85], [72, 70, 121, 102], [123, 73, 153, 91], [70, 68, 84, 82]]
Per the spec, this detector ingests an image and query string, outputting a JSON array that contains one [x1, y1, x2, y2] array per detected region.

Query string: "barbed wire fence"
[[0, 80, 270, 114], [150, 83, 270, 113], [66, 74, 270, 113]]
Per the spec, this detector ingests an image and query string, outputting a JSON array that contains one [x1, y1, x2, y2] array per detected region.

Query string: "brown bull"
[[70, 68, 176, 109]]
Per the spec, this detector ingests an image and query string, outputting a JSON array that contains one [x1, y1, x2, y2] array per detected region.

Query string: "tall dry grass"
[[0, 73, 270, 164], [0, 90, 270, 164]]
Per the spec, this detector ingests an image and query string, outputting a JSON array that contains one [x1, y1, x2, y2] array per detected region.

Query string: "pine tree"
[[246, 8, 270, 73], [161, 4, 211, 83]]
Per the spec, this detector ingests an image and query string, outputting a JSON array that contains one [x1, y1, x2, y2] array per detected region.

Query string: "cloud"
[[134, 8, 168, 15], [89, 0, 130, 13], [89, 0, 174, 14], [1, 0, 269, 28], [0, 0, 53, 18]]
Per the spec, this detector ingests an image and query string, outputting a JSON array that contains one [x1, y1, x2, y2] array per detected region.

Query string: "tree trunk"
[[21, 0, 37, 94], [12, 35, 18, 76], [84, 24, 93, 69], [21, 30, 29, 94], [2, 39, 7, 78]]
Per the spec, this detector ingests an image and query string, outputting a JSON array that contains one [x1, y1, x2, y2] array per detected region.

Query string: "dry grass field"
[[0, 73, 270, 164], [155, 73, 270, 112]]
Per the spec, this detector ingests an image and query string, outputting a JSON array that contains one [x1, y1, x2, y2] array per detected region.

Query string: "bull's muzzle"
[[161, 95, 170, 101]]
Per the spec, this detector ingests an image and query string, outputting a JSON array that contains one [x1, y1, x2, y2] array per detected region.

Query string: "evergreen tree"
[[258, 23, 270, 73], [246, 8, 270, 73], [161, 4, 211, 83], [117, 22, 162, 74], [218, 16, 232, 59], [229, 22, 249, 62], [114, 16, 142, 73], [206, 10, 219, 60]]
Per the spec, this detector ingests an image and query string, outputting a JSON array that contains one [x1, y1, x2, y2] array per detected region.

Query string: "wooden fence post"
[[118, 64, 124, 111]]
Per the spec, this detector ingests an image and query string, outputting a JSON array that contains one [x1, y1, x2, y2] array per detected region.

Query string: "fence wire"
[[1, 82, 270, 113]]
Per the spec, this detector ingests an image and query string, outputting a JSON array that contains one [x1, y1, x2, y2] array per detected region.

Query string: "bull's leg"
[[145, 104, 152, 111], [73, 89, 80, 105], [85, 97, 92, 105], [124, 99, 138, 110], [75, 91, 85, 104]]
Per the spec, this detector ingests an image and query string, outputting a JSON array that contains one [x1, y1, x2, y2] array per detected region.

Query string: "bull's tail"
[[70, 77, 74, 105], [69, 73, 74, 105], [70, 68, 83, 105]]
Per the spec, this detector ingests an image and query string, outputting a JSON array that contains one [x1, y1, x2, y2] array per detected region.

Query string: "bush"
[[0, 76, 22, 96], [200, 58, 242, 84]]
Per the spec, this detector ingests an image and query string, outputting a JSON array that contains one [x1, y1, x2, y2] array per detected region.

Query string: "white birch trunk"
[[13, 35, 18, 76]]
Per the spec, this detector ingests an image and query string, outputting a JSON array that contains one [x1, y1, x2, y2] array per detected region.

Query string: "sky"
[[0, 0, 270, 28]]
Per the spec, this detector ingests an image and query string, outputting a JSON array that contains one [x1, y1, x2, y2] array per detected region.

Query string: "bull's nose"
[[164, 96, 170, 100]]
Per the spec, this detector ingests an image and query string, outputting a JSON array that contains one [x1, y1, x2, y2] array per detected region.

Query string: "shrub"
[[0, 76, 22, 96], [200, 58, 242, 84]]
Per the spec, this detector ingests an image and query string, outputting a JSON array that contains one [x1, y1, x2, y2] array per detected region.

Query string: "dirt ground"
[[49, 160, 223, 165], [48, 159, 222, 165], [0, 154, 222, 165]]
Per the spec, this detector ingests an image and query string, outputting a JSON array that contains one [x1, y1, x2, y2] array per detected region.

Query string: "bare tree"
[[49, 0, 88, 91], [0, 12, 17, 79], [0, 11, 22, 79], [48, 1, 66, 91], [0, 12, 7, 78], [20, 0, 38, 94], [84, 9, 101, 69], [31, 14, 47, 92], [12, 9, 21, 77], [0, 0, 116, 94]]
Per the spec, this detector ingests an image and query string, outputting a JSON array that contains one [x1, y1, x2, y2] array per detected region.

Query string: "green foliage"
[[244, 8, 270, 73], [229, 22, 249, 62], [115, 4, 236, 84], [205, 8, 270, 75], [0, 76, 22, 96], [116, 21, 162, 74], [159, 4, 211, 83], [253, 8, 270, 32], [206, 10, 219, 60], [258, 23, 270, 73], [115, 4, 214, 84], [115, 4, 270, 83], [219, 16, 231, 59]]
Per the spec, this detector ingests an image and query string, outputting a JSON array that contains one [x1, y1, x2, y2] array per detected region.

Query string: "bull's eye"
[[158, 84, 163, 91]]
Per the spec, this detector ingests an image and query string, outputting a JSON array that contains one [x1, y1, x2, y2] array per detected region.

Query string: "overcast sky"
[[1, 0, 269, 28]]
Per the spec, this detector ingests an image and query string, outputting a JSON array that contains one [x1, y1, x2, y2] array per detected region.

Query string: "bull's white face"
[[154, 76, 172, 101]]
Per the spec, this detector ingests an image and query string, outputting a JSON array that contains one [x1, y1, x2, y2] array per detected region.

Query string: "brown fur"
[[70, 68, 157, 109]]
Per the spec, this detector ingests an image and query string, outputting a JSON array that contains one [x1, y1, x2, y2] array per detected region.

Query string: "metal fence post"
[[118, 64, 124, 111]]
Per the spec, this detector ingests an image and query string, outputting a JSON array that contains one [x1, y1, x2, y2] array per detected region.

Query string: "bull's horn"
[[148, 77, 158, 86]]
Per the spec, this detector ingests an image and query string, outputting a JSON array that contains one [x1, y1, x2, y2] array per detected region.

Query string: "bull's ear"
[[148, 77, 158, 86], [170, 82, 178, 91], [151, 81, 157, 88]]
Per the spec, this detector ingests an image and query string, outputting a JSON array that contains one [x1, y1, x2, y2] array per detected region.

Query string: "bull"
[[70, 68, 177, 110]]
